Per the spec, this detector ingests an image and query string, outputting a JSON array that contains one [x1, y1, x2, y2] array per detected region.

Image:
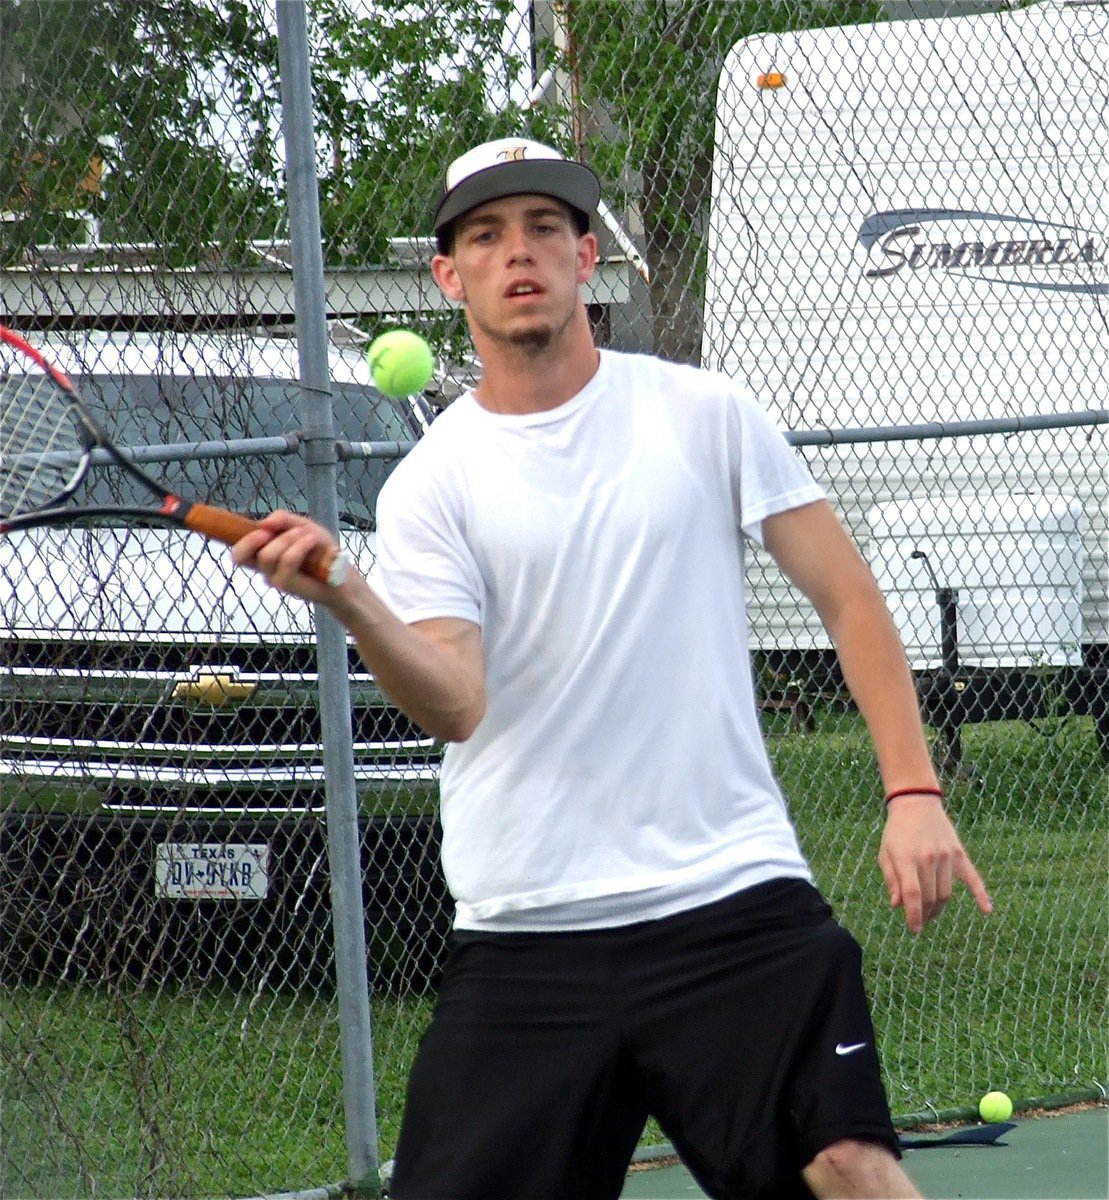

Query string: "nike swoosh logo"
[[835, 1041, 868, 1056]]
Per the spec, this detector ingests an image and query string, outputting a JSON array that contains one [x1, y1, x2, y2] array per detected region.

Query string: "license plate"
[[155, 842, 270, 900]]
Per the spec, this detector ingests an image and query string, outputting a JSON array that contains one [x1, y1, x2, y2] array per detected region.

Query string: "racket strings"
[[0, 370, 87, 518]]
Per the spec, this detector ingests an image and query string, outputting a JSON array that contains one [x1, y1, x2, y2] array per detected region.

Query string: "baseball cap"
[[433, 138, 601, 247]]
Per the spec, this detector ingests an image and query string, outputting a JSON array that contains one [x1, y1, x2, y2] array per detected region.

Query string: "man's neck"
[[472, 324, 601, 415]]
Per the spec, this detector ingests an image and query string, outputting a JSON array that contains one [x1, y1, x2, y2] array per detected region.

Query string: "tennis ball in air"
[[978, 1091, 1013, 1122], [367, 329, 435, 397]]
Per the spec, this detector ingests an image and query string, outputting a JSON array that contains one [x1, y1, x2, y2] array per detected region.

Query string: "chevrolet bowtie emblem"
[[172, 671, 257, 707]]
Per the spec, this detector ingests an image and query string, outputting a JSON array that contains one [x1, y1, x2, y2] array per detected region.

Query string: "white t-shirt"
[[374, 350, 825, 931]]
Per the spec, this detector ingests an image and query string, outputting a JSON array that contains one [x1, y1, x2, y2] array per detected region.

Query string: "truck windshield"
[[75, 374, 418, 530]]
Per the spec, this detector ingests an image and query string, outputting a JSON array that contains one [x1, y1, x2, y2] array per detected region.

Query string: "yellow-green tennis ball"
[[368, 329, 435, 397], [979, 1091, 1013, 1122]]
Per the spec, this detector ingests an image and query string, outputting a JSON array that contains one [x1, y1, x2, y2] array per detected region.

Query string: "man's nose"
[[504, 226, 534, 263]]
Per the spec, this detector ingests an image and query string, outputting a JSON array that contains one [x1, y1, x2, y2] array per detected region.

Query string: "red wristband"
[[885, 786, 945, 805]]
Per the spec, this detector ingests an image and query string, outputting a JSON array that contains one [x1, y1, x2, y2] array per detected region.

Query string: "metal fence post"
[[274, 2, 381, 1194]]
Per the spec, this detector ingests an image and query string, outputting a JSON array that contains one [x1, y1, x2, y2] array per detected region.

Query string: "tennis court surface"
[[621, 1105, 1108, 1199]]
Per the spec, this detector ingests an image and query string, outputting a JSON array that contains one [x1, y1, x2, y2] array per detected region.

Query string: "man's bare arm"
[[762, 500, 992, 931], [231, 511, 486, 742]]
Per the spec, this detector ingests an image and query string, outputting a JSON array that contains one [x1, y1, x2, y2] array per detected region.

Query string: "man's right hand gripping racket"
[[0, 326, 349, 586]]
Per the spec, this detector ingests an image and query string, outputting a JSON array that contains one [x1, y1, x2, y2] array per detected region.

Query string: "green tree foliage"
[[0, 0, 284, 266], [0, 0, 543, 272], [308, 0, 559, 265]]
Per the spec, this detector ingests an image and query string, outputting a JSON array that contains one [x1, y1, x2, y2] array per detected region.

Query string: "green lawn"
[[2, 713, 1104, 1199], [771, 712, 1106, 1116]]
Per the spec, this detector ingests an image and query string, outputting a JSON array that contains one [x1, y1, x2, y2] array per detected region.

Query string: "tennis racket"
[[0, 326, 349, 585]]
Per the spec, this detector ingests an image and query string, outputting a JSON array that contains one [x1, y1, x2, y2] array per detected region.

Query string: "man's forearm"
[[825, 583, 940, 797], [329, 575, 486, 743]]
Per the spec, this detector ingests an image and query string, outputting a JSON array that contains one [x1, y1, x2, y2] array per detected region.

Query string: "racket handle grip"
[[183, 503, 351, 587]]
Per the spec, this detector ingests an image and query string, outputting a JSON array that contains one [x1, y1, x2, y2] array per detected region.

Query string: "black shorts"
[[390, 879, 899, 1200]]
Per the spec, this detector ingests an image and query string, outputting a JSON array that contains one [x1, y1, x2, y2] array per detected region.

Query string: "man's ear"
[[576, 232, 599, 285], [432, 254, 466, 303]]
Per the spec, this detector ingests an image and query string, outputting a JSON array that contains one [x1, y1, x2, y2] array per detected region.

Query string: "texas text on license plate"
[[154, 842, 270, 900]]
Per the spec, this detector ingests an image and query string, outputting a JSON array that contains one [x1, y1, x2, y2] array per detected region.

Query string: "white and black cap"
[[433, 138, 600, 248]]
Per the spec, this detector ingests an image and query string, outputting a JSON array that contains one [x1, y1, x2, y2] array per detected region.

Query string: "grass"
[[0, 779, 441, 818], [0, 984, 441, 1198], [1, 713, 1104, 1198], [1, 985, 347, 1198], [771, 711, 1106, 1116]]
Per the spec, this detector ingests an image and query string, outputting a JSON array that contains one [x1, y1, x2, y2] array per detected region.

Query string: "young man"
[[232, 138, 992, 1200]]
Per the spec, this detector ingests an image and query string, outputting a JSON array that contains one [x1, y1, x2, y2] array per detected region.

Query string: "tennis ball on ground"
[[979, 1091, 1013, 1122], [367, 329, 435, 397]]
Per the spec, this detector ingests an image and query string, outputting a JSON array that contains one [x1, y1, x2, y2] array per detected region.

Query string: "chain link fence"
[[1, 1, 1105, 1196]]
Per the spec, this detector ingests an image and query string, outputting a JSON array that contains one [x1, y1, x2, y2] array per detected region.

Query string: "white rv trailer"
[[704, 0, 1106, 728]]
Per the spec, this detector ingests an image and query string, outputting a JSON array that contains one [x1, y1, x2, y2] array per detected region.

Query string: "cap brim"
[[434, 159, 601, 236]]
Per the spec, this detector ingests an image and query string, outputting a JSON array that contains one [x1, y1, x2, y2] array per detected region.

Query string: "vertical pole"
[[274, 3, 380, 1195], [938, 587, 962, 770], [911, 550, 963, 774]]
